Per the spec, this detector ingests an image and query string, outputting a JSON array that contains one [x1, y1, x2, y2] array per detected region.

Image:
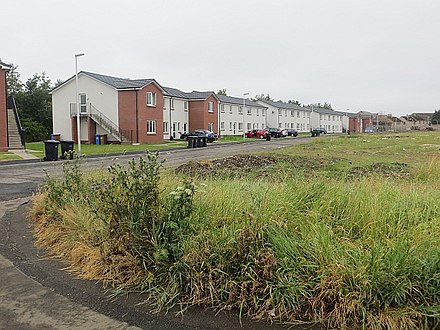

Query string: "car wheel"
[[259, 135, 264, 139]]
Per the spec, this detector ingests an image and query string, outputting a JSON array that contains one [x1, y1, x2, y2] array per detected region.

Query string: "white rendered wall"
[[219, 103, 267, 136], [163, 97, 189, 139], [52, 74, 118, 140]]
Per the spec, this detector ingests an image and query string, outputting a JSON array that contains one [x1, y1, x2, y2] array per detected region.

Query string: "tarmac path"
[[0, 137, 322, 330]]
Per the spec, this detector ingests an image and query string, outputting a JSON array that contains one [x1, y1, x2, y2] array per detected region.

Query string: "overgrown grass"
[[29, 132, 440, 329]]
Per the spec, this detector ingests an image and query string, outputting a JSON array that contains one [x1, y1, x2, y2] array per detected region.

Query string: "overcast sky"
[[3, 0, 440, 115]]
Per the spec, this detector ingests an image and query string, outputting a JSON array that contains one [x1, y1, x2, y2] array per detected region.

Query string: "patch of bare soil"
[[174, 154, 340, 178], [348, 162, 410, 178]]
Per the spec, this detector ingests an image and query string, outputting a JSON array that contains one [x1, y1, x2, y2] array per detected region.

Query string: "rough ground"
[[174, 154, 339, 178]]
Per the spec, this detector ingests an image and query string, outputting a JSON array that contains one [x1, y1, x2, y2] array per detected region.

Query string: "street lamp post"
[[75, 53, 85, 157], [242, 93, 249, 140]]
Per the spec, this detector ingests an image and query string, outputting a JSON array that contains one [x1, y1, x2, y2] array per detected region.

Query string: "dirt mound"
[[175, 154, 277, 177], [348, 162, 410, 178]]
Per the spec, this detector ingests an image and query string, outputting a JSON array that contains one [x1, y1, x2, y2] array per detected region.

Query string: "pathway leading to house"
[[8, 149, 39, 160]]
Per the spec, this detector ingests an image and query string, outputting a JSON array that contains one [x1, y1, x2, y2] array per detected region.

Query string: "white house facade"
[[256, 100, 312, 132], [217, 95, 268, 136], [310, 107, 347, 133]]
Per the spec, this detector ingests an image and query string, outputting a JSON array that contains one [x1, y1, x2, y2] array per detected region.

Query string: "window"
[[239, 106, 243, 115], [290, 123, 294, 129], [256, 108, 259, 116], [297, 123, 300, 129], [183, 123, 187, 132], [183, 101, 188, 111], [247, 123, 252, 130], [285, 110, 287, 117], [278, 122, 282, 128], [163, 121, 169, 133], [208, 122, 214, 131], [291, 110, 294, 117], [170, 99, 174, 110], [229, 105, 233, 114], [297, 111, 300, 118], [147, 120, 156, 134], [262, 109, 265, 117], [146, 92, 156, 106], [278, 110, 282, 117], [220, 122, 225, 130], [247, 107, 251, 115], [238, 122, 243, 130], [303, 112, 305, 118], [80, 94, 87, 113], [220, 104, 225, 113], [208, 101, 214, 112]]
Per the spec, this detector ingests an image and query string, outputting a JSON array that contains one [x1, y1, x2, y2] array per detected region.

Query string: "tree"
[[6, 67, 53, 142], [288, 99, 302, 106], [307, 102, 333, 109], [252, 94, 273, 102], [217, 88, 227, 96], [432, 110, 440, 124], [6, 65, 24, 96]]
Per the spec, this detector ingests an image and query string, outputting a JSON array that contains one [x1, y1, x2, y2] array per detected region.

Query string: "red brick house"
[[52, 72, 219, 144], [348, 111, 374, 133]]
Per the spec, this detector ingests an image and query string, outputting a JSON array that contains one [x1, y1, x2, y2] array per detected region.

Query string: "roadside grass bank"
[[0, 152, 22, 161], [29, 132, 440, 329], [25, 140, 187, 158]]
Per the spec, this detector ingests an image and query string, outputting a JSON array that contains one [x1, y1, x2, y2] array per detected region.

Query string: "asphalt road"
[[0, 137, 323, 330]]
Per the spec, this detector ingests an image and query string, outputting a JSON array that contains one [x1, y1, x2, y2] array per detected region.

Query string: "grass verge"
[[29, 131, 440, 329]]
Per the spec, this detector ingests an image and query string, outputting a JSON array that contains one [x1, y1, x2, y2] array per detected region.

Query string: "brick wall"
[[188, 95, 218, 132]]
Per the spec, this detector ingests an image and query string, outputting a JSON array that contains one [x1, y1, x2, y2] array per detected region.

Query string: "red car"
[[245, 129, 267, 139]]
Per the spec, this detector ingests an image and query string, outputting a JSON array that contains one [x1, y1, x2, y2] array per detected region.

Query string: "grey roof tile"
[[259, 100, 311, 112], [83, 71, 154, 89], [217, 94, 267, 108]]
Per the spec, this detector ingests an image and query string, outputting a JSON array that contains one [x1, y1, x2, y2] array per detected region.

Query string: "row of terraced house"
[[51, 71, 349, 144]]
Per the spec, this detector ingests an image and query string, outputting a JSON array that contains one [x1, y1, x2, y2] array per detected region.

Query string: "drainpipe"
[[135, 89, 139, 143], [169, 98, 172, 138]]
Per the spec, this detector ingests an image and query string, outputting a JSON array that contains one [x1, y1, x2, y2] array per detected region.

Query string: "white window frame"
[[79, 94, 87, 113], [247, 107, 252, 115], [163, 121, 169, 133], [239, 106, 243, 115], [208, 122, 214, 131], [146, 92, 156, 106], [220, 122, 225, 130], [147, 120, 157, 134], [183, 101, 188, 111], [220, 104, 225, 113], [170, 99, 174, 110], [208, 101, 214, 112]]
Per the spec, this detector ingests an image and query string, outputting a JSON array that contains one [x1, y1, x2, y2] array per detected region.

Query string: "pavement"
[[8, 149, 39, 160], [0, 137, 323, 330]]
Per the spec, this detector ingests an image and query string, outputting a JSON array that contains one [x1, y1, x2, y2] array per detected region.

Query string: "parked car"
[[245, 129, 267, 139], [311, 127, 327, 134], [285, 129, 298, 137], [265, 127, 284, 138], [180, 129, 218, 142]]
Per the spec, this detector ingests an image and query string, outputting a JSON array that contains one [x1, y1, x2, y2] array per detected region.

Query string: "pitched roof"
[[186, 91, 217, 100], [163, 86, 189, 99], [257, 100, 311, 112], [217, 94, 267, 108], [83, 71, 155, 89]]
